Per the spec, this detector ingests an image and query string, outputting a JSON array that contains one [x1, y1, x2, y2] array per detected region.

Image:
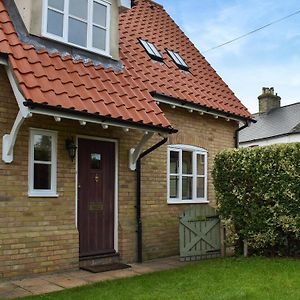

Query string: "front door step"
[[79, 253, 120, 269], [81, 263, 131, 273]]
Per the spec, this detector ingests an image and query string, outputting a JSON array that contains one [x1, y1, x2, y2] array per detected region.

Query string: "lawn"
[[20, 257, 300, 300]]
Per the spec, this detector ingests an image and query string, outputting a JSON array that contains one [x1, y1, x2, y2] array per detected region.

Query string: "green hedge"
[[213, 143, 300, 256]]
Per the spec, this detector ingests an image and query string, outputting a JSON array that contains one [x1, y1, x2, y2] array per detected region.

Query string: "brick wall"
[[0, 66, 237, 278]]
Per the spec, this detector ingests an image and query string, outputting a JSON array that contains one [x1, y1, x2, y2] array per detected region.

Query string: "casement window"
[[43, 0, 111, 55], [29, 129, 57, 197], [167, 145, 208, 204]]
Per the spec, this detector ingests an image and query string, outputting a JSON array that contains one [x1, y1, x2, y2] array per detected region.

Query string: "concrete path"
[[0, 256, 189, 299]]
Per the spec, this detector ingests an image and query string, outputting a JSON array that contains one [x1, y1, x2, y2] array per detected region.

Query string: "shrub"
[[213, 143, 300, 256]]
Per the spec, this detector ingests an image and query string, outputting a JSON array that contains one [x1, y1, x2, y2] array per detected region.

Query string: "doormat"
[[81, 263, 131, 273]]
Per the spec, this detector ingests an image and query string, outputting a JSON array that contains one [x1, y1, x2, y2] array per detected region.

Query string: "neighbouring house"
[[0, 0, 251, 278], [239, 87, 300, 147]]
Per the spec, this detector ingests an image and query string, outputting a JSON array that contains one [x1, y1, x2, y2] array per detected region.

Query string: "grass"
[[20, 257, 300, 300]]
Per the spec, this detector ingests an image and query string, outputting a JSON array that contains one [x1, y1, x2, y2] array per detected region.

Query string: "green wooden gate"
[[179, 205, 221, 261]]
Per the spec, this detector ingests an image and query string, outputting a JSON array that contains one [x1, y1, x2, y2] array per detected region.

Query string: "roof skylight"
[[139, 39, 163, 62], [166, 49, 189, 71]]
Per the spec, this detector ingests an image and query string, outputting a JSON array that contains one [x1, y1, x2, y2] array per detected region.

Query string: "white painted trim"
[[2, 67, 32, 163], [239, 133, 300, 148], [28, 128, 58, 197], [153, 95, 243, 123], [30, 107, 169, 135], [167, 144, 208, 204], [129, 132, 154, 170], [42, 0, 111, 57], [76, 135, 119, 253]]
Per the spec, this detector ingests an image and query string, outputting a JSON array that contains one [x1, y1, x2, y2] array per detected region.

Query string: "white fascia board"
[[153, 95, 243, 123], [30, 107, 170, 135]]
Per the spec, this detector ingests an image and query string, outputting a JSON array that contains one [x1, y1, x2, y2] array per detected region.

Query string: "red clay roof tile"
[[0, 0, 250, 131]]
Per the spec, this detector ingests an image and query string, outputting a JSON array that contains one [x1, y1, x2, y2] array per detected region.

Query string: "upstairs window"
[[139, 39, 163, 62], [43, 0, 111, 55], [167, 145, 208, 204], [166, 49, 189, 71]]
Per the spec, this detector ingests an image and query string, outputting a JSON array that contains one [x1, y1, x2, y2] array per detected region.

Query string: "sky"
[[156, 0, 300, 113]]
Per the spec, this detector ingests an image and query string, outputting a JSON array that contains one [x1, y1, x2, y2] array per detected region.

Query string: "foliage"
[[21, 258, 300, 300], [213, 143, 300, 256]]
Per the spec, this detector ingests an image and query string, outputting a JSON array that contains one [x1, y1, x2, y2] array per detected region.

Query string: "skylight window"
[[166, 49, 189, 71], [139, 39, 163, 62]]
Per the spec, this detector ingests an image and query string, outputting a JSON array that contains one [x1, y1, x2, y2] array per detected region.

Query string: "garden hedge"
[[213, 143, 300, 256]]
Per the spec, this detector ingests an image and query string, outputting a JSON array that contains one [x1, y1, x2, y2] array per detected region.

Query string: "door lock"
[[95, 174, 99, 183]]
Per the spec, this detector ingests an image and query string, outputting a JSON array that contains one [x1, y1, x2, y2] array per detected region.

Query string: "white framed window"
[[167, 145, 208, 204], [42, 0, 111, 56], [28, 129, 58, 197]]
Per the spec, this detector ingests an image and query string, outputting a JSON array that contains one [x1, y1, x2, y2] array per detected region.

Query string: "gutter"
[[136, 137, 168, 263], [235, 121, 250, 148], [24, 101, 177, 135]]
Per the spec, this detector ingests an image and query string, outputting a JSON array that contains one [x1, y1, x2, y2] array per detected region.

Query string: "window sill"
[[167, 200, 209, 205], [42, 33, 112, 59], [28, 193, 59, 198]]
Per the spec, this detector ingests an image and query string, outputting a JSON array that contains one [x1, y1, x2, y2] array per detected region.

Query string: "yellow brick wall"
[[0, 66, 237, 277]]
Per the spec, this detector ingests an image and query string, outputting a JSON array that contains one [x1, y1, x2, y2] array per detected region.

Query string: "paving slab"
[[0, 286, 32, 299], [23, 283, 64, 295], [0, 256, 189, 298], [42, 274, 89, 288]]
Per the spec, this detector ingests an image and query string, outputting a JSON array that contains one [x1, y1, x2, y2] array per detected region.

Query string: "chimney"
[[258, 87, 281, 114]]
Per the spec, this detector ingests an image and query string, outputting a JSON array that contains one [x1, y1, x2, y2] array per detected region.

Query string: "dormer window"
[[139, 39, 163, 62], [43, 0, 111, 55], [166, 49, 189, 71]]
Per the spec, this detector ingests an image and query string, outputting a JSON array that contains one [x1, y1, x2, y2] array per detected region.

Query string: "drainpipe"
[[234, 121, 249, 148], [136, 137, 168, 263]]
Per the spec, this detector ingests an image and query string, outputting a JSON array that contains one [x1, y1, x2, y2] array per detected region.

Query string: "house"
[[0, 0, 251, 278], [239, 87, 300, 147]]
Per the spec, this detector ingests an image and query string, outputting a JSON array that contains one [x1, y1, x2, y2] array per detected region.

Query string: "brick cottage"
[[0, 0, 251, 278]]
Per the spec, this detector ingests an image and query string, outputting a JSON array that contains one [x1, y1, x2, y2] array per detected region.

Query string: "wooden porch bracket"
[[2, 66, 32, 163], [129, 132, 154, 170]]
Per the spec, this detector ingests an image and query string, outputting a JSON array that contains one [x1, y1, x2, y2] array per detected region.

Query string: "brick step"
[[79, 253, 120, 268]]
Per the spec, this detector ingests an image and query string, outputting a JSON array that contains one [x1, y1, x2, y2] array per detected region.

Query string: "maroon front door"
[[78, 138, 115, 257]]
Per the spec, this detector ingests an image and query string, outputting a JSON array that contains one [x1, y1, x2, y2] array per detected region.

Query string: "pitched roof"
[[0, 0, 251, 131], [239, 102, 300, 143]]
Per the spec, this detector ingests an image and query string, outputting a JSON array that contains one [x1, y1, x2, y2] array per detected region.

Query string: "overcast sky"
[[156, 0, 300, 113]]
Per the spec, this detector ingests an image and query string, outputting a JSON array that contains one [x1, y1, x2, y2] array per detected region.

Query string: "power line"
[[203, 9, 300, 53]]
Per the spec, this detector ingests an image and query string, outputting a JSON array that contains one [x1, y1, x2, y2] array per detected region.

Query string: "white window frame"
[[42, 0, 111, 56], [167, 144, 208, 204], [28, 129, 58, 197]]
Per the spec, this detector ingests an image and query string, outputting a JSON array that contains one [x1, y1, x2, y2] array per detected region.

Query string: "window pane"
[[68, 17, 87, 47], [48, 0, 64, 11], [93, 1, 107, 27], [34, 164, 51, 190], [182, 177, 192, 200], [197, 154, 205, 175], [47, 9, 64, 37], [69, 0, 88, 20], [34, 135, 52, 161], [197, 177, 205, 198], [93, 26, 106, 50], [91, 153, 101, 169], [170, 176, 179, 198], [182, 151, 192, 174], [170, 151, 179, 174]]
